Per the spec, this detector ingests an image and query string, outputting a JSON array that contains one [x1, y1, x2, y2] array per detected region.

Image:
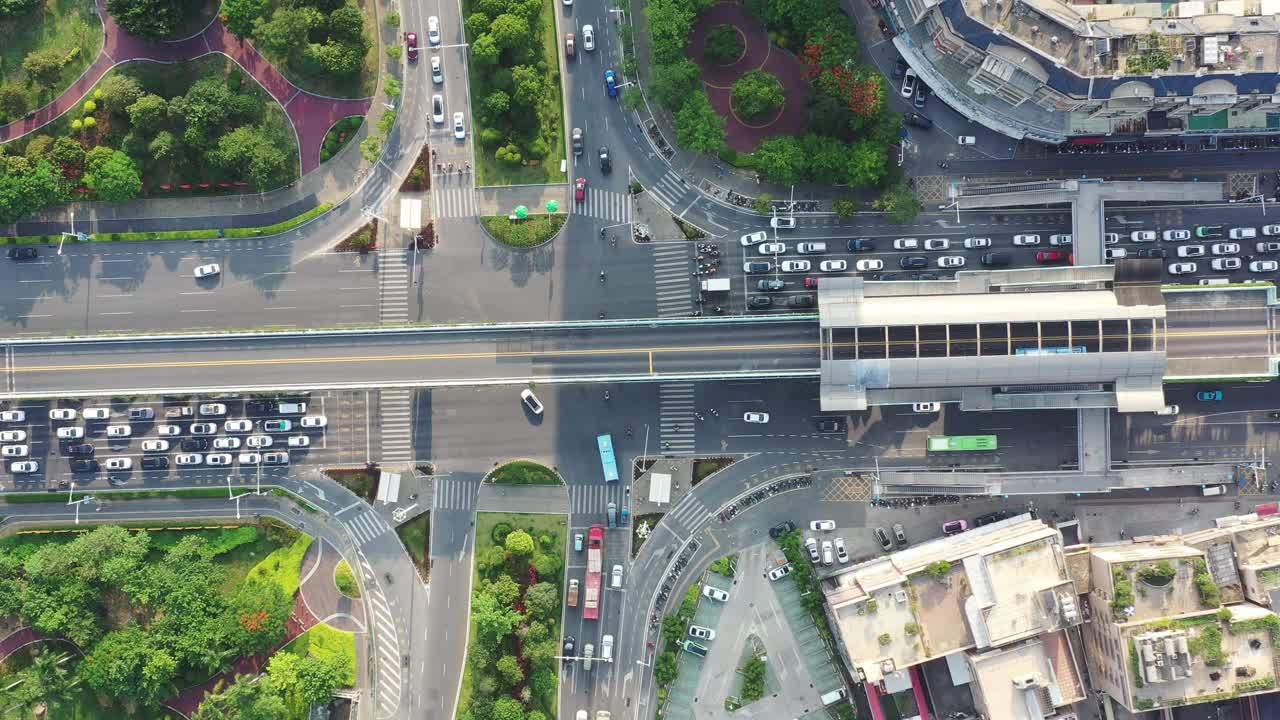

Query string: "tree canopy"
[[107, 0, 183, 39]]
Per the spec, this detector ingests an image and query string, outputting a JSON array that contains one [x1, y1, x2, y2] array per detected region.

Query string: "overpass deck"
[[1164, 286, 1274, 377]]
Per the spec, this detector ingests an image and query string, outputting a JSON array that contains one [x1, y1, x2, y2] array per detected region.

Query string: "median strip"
[[2, 204, 333, 245]]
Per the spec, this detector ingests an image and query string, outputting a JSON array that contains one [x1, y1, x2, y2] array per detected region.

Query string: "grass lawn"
[[480, 213, 566, 247], [255, 0, 378, 98], [246, 533, 314, 597], [395, 512, 430, 580], [335, 558, 361, 598], [692, 457, 735, 486], [468, 0, 566, 186], [279, 622, 358, 686], [0, 0, 102, 124], [326, 468, 378, 502], [487, 460, 562, 485]]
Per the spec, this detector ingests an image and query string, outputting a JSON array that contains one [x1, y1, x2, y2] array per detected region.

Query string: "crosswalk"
[[358, 552, 403, 717], [570, 482, 627, 515], [345, 508, 391, 546], [652, 244, 694, 317], [433, 477, 476, 510], [664, 493, 710, 531], [434, 186, 477, 218], [379, 389, 413, 463], [378, 250, 409, 323], [575, 187, 631, 224], [644, 170, 691, 210], [659, 382, 697, 453]]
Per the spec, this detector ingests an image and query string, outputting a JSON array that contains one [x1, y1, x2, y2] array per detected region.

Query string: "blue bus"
[[596, 434, 619, 482]]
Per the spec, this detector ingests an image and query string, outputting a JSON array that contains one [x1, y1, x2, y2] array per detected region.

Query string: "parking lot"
[[0, 390, 373, 489]]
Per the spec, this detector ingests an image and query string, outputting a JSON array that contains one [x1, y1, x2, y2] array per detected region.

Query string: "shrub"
[[490, 522, 513, 545], [704, 24, 743, 65], [865, 598, 878, 614], [925, 560, 952, 578], [730, 69, 785, 118], [1138, 561, 1176, 586], [1195, 571, 1221, 607], [739, 656, 766, 701], [904, 622, 920, 636], [877, 633, 891, 646], [385, 10, 400, 26]]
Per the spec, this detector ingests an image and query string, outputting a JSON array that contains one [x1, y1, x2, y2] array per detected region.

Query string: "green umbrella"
[[514, 205, 529, 219], [546, 200, 559, 213]]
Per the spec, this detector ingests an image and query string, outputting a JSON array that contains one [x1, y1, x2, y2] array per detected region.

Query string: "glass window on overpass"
[[888, 326, 917, 359], [948, 324, 978, 357], [1011, 322, 1039, 354], [859, 327, 887, 360], [1071, 320, 1100, 353], [919, 325, 948, 358], [980, 323, 1009, 356], [1102, 319, 1129, 352]]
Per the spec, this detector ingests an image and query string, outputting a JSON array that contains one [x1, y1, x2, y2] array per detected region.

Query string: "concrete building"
[[890, 0, 1280, 142], [817, 266, 1168, 413]]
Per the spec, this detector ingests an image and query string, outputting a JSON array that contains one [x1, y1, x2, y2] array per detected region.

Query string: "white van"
[[821, 688, 848, 706], [796, 242, 827, 254], [1198, 278, 1230, 286], [1156, 405, 1179, 416], [1202, 485, 1226, 496], [278, 402, 307, 414], [601, 634, 614, 662]]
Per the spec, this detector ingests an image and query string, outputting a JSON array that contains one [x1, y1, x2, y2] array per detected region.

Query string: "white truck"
[[700, 278, 730, 292]]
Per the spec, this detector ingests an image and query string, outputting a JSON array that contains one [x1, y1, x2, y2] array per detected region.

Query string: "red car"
[[1035, 250, 1068, 264], [878, 19, 892, 36], [406, 32, 419, 61], [574, 177, 586, 202], [804, 277, 819, 289]]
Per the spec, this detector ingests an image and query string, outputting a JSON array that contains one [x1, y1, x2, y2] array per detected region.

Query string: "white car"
[[1250, 260, 1279, 272], [158, 424, 180, 436], [1211, 243, 1240, 255], [804, 537, 819, 562], [82, 408, 110, 420], [238, 453, 261, 465], [780, 259, 809, 273], [938, 255, 965, 268], [193, 264, 220, 278], [0, 430, 26, 443], [48, 408, 76, 421], [175, 453, 203, 466], [1177, 245, 1205, 258], [1168, 262, 1197, 275], [957, 135, 976, 145], [834, 537, 850, 563], [963, 237, 991, 248], [1049, 234, 1072, 246], [452, 112, 466, 140], [819, 260, 847, 272], [1260, 242, 1280, 253], [1229, 227, 1257, 240], [1130, 231, 1157, 242], [924, 238, 949, 251], [213, 437, 241, 450], [1105, 248, 1127, 260], [206, 453, 233, 466], [900, 68, 917, 98], [766, 564, 792, 581], [1263, 225, 1280, 236], [2, 445, 28, 457], [104, 457, 131, 471], [743, 411, 769, 424], [246, 435, 273, 448], [688, 625, 715, 640], [770, 216, 796, 230], [141, 439, 169, 453], [301, 415, 328, 428], [610, 564, 623, 588], [0, 410, 25, 423], [758, 242, 786, 255], [739, 231, 768, 246], [1104, 233, 1120, 244], [1163, 229, 1191, 241], [430, 55, 443, 84], [582, 24, 594, 50], [821, 540, 834, 565], [427, 15, 440, 45], [855, 259, 882, 272], [287, 436, 311, 448], [1012, 234, 1040, 246], [913, 402, 941, 412], [10, 461, 38, 474], [198, 403, 226, 416], [56, 426, 83, 439], [431, 94, 444, 124], [224, 419, 254, 433], [105, 425, 131, 438], [1211, 258, 1242, 271], [810, 520, 836, 531], [892, 238, 919, 250], [190, 422, 217, 435], [702, 585, 729, 602]]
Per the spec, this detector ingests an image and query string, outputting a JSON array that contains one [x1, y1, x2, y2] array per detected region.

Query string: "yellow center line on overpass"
[[14, 340, 826, 375]]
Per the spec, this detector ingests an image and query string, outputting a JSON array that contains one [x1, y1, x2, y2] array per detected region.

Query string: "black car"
[[598, 146, 611, 173], [65, 443, 94, 455], [975, 509, 1015, 527], [788, 295, 815, 308], [7, 247, 37, 261], [816, 418, 842, 433], [141, 456, 170, 470], [980, 252, 1011, 267], [899, 256, 928, 269], [748, 296, 773, 309], [903, 113, 932, 129], [181, 437, 211, 452], [848, 238, 875, 252], [1136, 247, 1167, 259], [912, 272, 940, 280], [914, 85, 928, 109], [71, 459, 99, 473], [874, 526, 894, 551], [563, 636, 575, 660], [768, 520, 797, 539], [246, 400, 276, 415], [757, 279, 785, 291], [892, 59, 907, 79]]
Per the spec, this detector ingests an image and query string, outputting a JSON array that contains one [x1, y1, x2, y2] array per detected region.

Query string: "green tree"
[[192, 675, 288, 720], [703, 24, 743, 65], [651, 59, 703, 111], [505, 529, 535, 557], [492, 697, 525, 720], [0, 83, 28, 119], [523, 638, 559, 673], [464, 11, 490, 39], [96, 74, 144, 110], [306, 40, 366, 75], [79, 626, 178, 707], [148, 130, 179, 162], [532, 552, 561, 579], [510, 65, 545, 107], [653, 651, 678, 685], [221, 0, 265, 38], [487, 574, 521, 606], [327, 3, 365, 43], [50, 137, 86, 168], [472, 590, 521, 644], [524, 581, 559, 620], [170, 76, 234, 149], [873, 183, 922, 224], [662, 614, 686, 643], [674, 91, 724, 154], [83, 148, 142, 202], [22, 49, 65, 87], [845, 139, 887, 188], [226, 578, 293, 656], [209, 124, 291, 189], [495, 654, 524, 687], [731, 69, 784, 118], [482, 90, 510, 120], [753, 136, 805, 185], [833, 199, 858, 218], [253, 7, 323, 58], [646, 0, 696, 65], [0, 159, 62, 226], [126, 93, 169, 135], [470, 34, 501, 68], [107, 0, 182, 38], [801, 133, 848, 184], [489, 13, 529, 51], [0, 0, 40, 16], [740, 656, 766, 700]]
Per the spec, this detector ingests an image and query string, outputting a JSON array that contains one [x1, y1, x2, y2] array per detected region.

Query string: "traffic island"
[[395, 512, 430, 582], [336, 220, 378, 252], [324, 465, 380, 502], [485, 459, 563, 485], [334, 558, 361, 598], [479, 213, 567, 248]]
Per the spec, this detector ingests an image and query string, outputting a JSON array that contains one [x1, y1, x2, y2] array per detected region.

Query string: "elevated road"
[[3, 318, 820, 398]]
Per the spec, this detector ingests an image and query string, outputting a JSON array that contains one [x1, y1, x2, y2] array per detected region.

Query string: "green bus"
[[927, 435, 998, 452]]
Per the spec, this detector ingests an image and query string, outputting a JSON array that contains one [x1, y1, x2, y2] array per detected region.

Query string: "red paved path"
[[0, 0, 371, 175], [299, 537, 367, 633]]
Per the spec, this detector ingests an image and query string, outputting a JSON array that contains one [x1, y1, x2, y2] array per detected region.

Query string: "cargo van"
[[1202, 485, 1227, 496], [278, 402, 307, 414], [1198, 278, 1230, 286], [821, 688, 848, 706]]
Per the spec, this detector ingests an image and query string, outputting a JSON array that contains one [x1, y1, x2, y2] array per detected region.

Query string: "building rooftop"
[[1095, 543, 1214, 623], [969, 631, 1086, 720]]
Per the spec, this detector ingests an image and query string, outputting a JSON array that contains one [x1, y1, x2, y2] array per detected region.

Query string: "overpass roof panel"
[[822, 289, 1162, 328]]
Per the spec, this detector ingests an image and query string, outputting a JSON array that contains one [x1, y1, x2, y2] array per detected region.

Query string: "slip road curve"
[[1, 319, 822, 398]]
